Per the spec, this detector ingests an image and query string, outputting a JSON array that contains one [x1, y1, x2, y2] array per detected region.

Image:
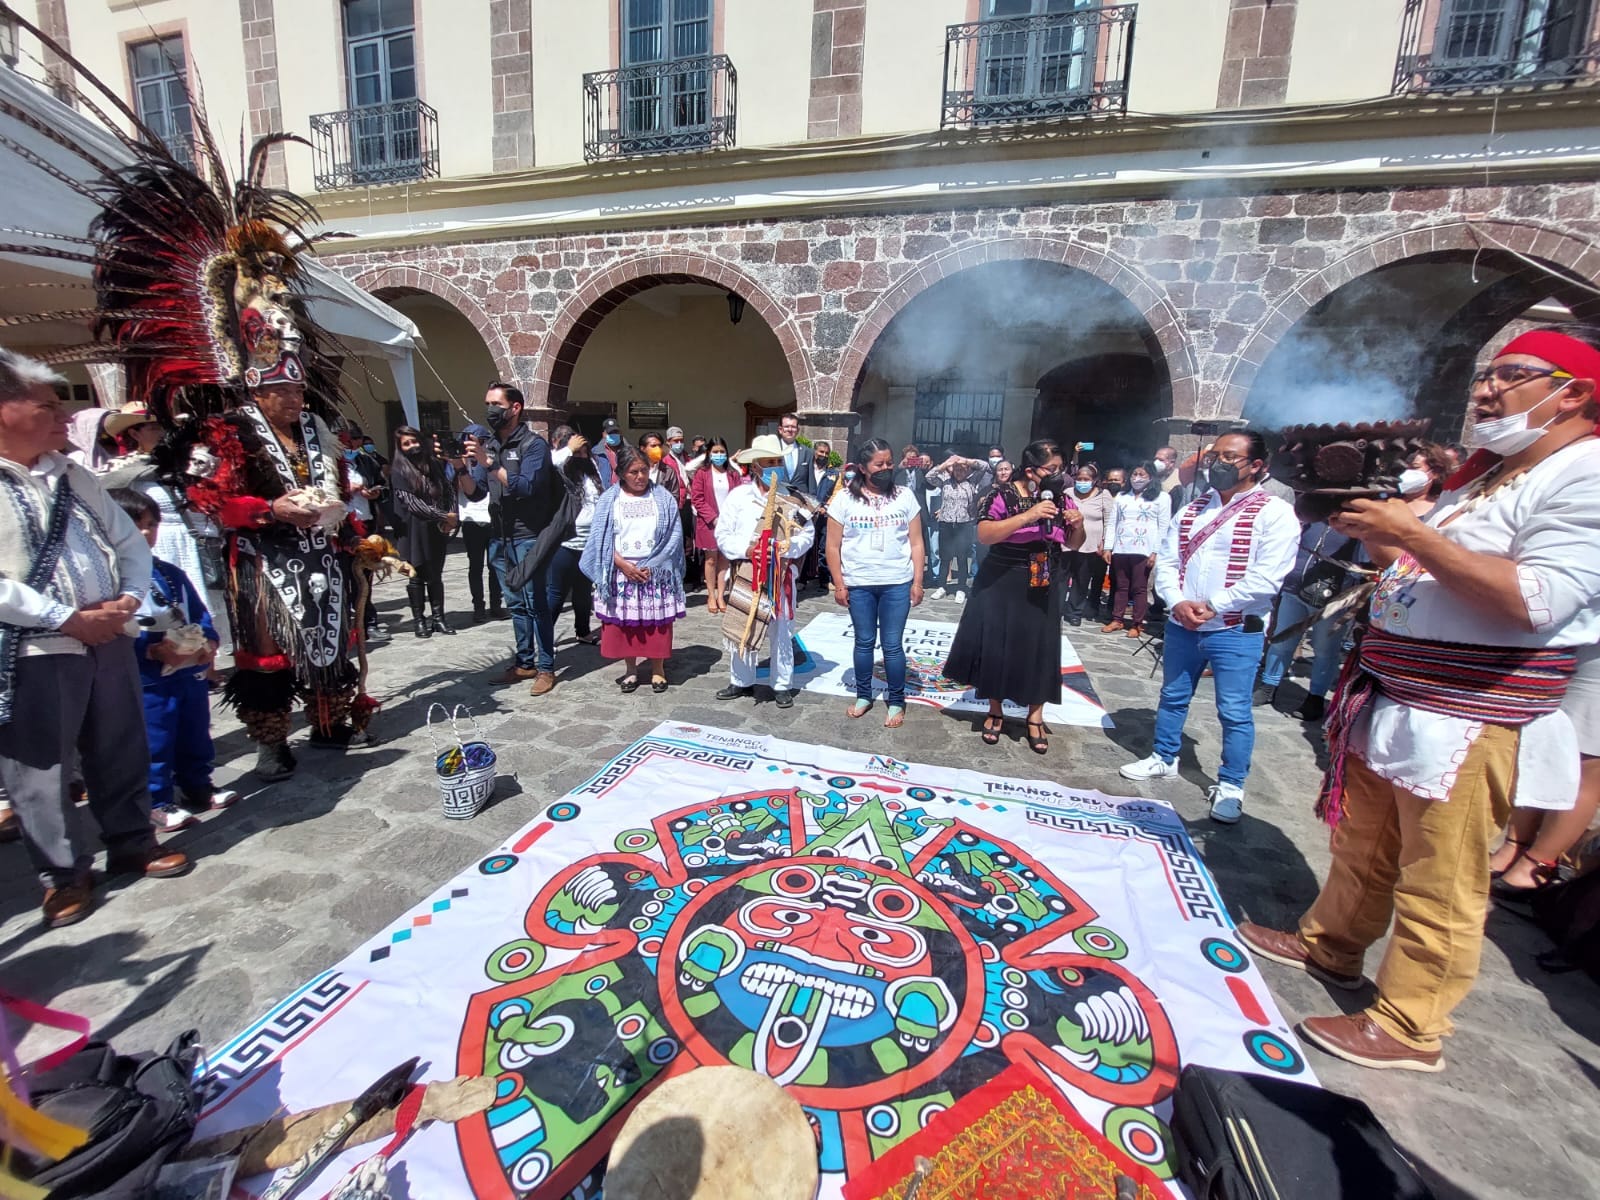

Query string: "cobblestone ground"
[[1, 549, 1595, 1198]]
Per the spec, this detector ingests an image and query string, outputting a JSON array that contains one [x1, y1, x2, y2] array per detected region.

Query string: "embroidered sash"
[[0, 476, 76, 725], [1177, 491, 1270, 627], [1315, 626, 1578, 826]]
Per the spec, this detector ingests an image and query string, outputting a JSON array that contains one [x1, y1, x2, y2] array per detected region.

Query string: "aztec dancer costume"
[[0, 9, 368, 777]]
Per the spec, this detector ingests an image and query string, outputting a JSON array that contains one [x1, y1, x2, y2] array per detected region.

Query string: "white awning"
[[0, 67, 423, 423]]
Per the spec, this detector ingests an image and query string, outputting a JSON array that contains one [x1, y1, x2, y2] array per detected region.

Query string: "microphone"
[[1038, 489, 1059, 534]]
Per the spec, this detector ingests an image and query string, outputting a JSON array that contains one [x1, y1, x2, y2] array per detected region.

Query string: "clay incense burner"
[[1268, 419, 1433, 520]]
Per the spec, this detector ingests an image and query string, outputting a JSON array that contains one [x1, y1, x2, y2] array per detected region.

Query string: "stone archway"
[[532, 251, 818, 414], [354, 264, 515, 383], [830, 236, 1200, 417], [1220, 220, 1600, 418]]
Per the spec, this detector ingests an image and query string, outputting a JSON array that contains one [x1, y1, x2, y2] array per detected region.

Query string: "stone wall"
[[325, 180, 1600, 439]]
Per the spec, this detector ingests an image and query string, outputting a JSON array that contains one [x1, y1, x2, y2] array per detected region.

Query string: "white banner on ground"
[[196, 724, 1309, 1199], [791, 612, 1114, 728]]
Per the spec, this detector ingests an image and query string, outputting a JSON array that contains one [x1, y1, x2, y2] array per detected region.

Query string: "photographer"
[[392, 426, 458, 638], [456, 424, 505, 623]]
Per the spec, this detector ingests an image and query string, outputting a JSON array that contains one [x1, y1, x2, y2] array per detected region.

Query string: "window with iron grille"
[[129, 36, 193, 164], [622, 0, 712, 141], [343, 0, 419, 178], [1420, 0, 1596, 87], [914, 381, 1006, 459], [978, 0, 1101, 113]]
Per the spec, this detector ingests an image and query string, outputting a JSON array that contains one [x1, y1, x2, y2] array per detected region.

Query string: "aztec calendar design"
[[457, 778, 1185, 1198]]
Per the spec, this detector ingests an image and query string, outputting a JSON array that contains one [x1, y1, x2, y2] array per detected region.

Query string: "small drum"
[[604, 1066, 818, 1200], [721, 569, 776, 652]]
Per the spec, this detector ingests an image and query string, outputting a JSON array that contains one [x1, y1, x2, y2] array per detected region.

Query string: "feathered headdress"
[[0, 2, 343, 423]]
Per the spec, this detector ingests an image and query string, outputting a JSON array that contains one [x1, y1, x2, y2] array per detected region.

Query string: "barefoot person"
[[1239, 326, 1600, 1073], [581, 445, 685, 694], [824, 439, 925, 728]]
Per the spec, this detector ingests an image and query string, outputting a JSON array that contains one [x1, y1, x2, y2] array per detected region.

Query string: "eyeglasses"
[[1470, 364, 1572, 389], [1200, 451, 1250, 467]]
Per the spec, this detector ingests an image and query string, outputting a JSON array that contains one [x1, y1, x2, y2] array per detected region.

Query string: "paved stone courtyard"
[[2, 549, 1595, 1199]]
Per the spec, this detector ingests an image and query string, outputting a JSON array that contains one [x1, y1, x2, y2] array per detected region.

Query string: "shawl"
[[580, 483, 684, 604]]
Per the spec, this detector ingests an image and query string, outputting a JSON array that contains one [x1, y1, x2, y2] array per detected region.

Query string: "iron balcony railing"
[[309, 97, 440, 190], [583, 54, 736, 162], [942, 5, 1135, 129], [1394, 0, 1600, 94]]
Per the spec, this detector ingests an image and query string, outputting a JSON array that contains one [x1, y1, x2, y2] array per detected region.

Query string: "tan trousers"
[[1297, 725, 1517, 1051]]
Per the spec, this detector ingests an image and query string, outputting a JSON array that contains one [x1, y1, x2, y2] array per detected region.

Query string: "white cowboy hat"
[[104, 401, 158, 436], [734, 434, 786, 465]]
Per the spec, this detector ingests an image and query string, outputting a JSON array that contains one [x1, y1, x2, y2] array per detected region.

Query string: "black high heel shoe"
[[1025, 721, 1049, 755], [981, 716, 1003, 745], [431, 612, 456, 635]]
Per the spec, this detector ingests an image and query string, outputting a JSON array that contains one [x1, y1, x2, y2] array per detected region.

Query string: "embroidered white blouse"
[[1153, 486, 1299, 632]]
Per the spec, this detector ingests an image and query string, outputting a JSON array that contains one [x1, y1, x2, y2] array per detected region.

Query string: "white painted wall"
[[724, 0, 810, 147], [567, 289, 794, 445], [419, 0, 491, 178], [1287, 0, 1407, 105], [64, 0, 250, 155], [530, 0, 608, 168], [1126, 0, 1232, 115], [274, 0, 345, 194], [861, 0, 964, 136], [5, 0, 50, 87]]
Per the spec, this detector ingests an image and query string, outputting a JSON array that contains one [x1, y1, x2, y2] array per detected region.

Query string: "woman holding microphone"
[[944, 439, 1084, 754]]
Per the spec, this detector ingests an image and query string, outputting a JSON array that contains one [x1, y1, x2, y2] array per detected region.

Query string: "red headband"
[[1497, 331, 1600, 385]]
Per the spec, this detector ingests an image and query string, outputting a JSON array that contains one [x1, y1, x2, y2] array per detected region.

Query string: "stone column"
[[490, 0, 535, 171], [239, 0, 287, 187], [807, 0, 864, 139], [1216, 0, 1298, 110]]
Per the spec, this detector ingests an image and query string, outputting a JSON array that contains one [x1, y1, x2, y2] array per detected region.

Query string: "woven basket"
[[427, 703, 496, 819]]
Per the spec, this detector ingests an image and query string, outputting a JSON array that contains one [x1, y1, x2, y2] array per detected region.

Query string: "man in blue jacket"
[[478, 383, 562, 695]]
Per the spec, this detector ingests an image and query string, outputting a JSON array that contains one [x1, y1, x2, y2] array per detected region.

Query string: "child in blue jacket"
[[111, 490, 238, 831]]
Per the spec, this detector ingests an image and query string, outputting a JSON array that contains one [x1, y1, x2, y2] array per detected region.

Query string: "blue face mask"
[[761, 466, 781, 488], [605, 432, 621, 447], [342, 448, 357, 461], [1074, 480, 1094, 495], [710, 452, 728, 467]]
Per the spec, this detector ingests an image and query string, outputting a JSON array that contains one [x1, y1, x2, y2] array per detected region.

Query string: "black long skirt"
[[943, 543, 1062, 706]]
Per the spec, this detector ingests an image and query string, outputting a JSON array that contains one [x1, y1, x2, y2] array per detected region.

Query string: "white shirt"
[[0, 451, 150, 655], [345, 458, 374, 523], [715, 482, 816, 568], [613, 492, 659, 560], [1108, 491, 1171, 557], [563, 475, 603, 552], [1356, 439, 1600, 810], [827, 487, 921, 588], [1154, 485, 1299, 632]]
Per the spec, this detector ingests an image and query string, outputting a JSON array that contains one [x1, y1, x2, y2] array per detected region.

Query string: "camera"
[[435, 432, 463, 458]]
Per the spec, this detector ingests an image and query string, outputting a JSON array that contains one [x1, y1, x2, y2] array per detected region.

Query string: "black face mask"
[[1207, 461, 1246, 491], [404, 446, 426, 460], [484, 405, 512, 430], [1036, 472, 1068, 498], [1104, 482, 1123, 496], [868, 468, 895, 492]]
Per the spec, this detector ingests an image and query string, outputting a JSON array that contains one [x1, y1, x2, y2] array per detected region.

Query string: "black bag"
[[1297, 538, 1359, 608], [1172, 1064, 1433, 1200], [17, 1031, 201, 1200]]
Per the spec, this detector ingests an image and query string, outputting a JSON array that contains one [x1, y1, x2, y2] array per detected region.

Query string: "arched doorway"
[[341, 287, 501, 447], [560, 282, 797, 446], [1237, 230, 1600, 444], [851, 259, 1172, 467]]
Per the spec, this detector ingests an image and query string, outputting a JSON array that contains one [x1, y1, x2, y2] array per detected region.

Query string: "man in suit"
[[777, 412, 812, 490], [894, 443, 935, 584], [800, 439, 839, 588]]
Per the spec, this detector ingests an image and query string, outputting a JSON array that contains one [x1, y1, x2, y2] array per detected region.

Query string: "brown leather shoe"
[[494, 666, 539, 684], [106, 846, 192, 879], [1101, 620, 1125, 633], [1298, 1013, 1444, 1073], [42, 882, 93, 928], [1236, 921, 1365, 990], [529, 671, 557, 696]]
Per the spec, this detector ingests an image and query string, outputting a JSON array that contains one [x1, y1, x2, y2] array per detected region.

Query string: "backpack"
[[16, 1031, 201, 1200]]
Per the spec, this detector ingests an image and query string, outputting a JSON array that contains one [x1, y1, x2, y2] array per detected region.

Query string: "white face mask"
[[1396, 468, 1430, 497], [1153, 460, 1172, 476], [1472, 381, 1570, 456]]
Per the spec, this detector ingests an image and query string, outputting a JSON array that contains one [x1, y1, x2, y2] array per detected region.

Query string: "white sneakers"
[[152, 803, 199, 833], [1208, 782, 1245, 823], [953, 590, 966, 603], [1119, 753, 1178, 781], [929, 587, 947, 599]]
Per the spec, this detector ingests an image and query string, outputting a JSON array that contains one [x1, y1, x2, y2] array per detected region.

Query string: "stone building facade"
[[325, 178, 1600, 452]]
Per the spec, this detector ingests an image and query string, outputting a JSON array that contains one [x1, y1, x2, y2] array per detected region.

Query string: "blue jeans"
[[491, 535, 554, 672], [545, 544, 594, 639], [847, 581, 911, 705], [143, 673, 213, 808], [1258, 591, 1346, 697], [1153, 621, 1264, 787]]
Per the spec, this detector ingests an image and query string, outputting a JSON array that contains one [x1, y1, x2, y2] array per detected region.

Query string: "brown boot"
[[42, 881, 94, 928], [1297, 1013, 1444, 1073], [106, 845, 192, 879], [1236, 921, 1365, 990], [529, 671, 557, 696], [494, 665, 539, 684]]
